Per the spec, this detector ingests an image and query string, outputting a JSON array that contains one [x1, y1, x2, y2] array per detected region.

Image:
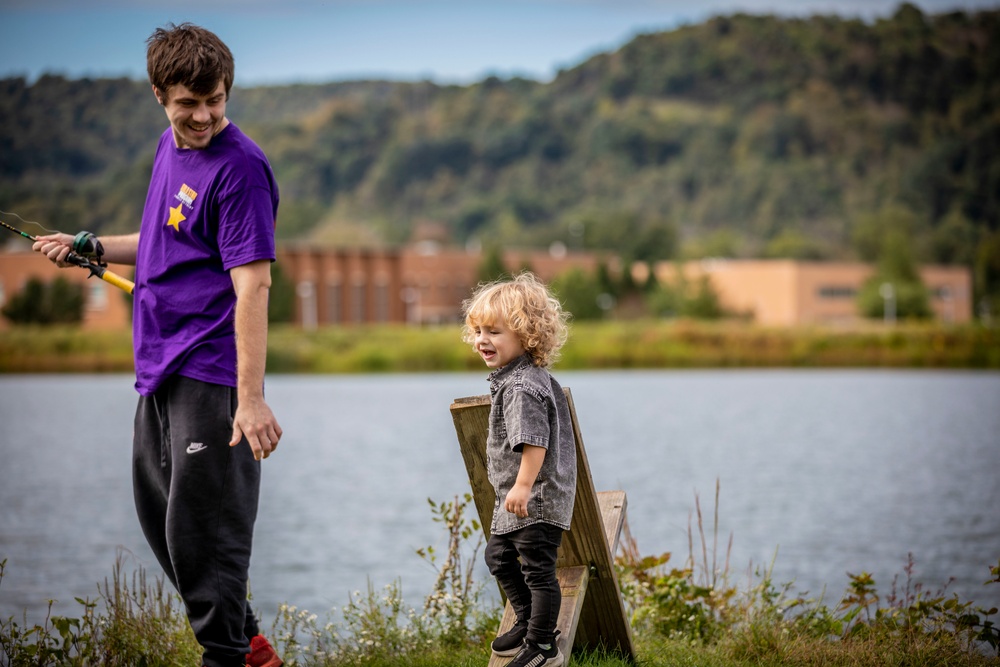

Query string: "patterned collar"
[[487, 353, 533, 395]]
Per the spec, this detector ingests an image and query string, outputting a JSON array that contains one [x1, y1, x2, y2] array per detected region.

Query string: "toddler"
[[462, 272, 576, 667]]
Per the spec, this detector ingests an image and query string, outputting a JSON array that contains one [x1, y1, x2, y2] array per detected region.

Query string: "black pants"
[[133, 376, 262, 667], [485, 522, 563, 644]]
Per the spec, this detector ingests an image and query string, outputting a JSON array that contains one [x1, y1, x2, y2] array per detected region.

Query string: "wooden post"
[[450, 389, 635, 662]]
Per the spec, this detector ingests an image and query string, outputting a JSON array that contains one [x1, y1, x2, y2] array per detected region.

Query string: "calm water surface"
[[1, 370, 998, 624]]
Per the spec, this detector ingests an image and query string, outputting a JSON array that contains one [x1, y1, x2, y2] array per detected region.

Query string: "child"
[[462, 272, 576, 667]]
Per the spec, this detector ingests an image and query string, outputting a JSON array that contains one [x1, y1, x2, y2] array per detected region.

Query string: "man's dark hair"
[[146, 23, 235, 101]]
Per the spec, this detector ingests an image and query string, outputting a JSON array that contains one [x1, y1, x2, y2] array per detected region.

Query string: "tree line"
[[1, 3, 998, 318]]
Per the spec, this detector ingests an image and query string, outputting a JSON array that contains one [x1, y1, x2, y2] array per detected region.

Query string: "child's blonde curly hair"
[[461, 272, 570, 368]]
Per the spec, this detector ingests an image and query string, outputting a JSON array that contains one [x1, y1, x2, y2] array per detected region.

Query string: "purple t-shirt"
[[133, 122, 278, 395]]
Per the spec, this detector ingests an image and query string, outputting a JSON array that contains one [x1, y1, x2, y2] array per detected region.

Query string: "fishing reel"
[[72, 231, 105, 265]]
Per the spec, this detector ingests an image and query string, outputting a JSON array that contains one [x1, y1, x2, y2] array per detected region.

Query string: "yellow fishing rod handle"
[[101, 269, 135, 295]]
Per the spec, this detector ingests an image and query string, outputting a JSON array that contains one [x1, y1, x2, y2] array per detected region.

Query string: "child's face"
[[472, 320, 526, 369]]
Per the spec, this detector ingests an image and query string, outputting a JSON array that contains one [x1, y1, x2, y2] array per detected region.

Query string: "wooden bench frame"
[[450, 389, 635, 663]]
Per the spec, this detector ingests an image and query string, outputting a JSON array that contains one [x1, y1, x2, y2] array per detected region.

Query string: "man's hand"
[[230, 396, 282, 461], [32, 233, 75, 267]]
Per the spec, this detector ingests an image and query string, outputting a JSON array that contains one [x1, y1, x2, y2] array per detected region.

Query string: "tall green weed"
[[615, 480, 1000, 663], [268, 493, 497, 666], [0, 552, 200, 667]]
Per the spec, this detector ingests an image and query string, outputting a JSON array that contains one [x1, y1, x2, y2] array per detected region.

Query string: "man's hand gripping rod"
[[0, 219, 135, 295]]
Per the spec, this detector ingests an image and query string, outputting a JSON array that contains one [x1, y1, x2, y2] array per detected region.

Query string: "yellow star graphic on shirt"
[[167, 203, 186, 231]]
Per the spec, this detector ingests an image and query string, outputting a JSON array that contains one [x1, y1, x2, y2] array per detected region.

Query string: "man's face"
[[155, 80, 228, 149]]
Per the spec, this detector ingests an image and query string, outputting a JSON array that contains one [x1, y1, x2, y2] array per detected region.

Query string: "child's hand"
[[506, 444, 545, 518], [504, 484, 532, 518]]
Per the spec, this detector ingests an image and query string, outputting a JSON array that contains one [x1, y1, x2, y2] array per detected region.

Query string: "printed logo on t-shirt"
[[166, 203, 186, 231], [176, 183, 198, 207]]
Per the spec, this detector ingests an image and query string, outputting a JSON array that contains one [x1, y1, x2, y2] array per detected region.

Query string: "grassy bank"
[[2, 321, 999, 373], [3, 494, 998, 666]]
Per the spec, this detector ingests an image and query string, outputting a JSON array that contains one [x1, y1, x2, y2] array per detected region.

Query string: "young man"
[[34, 23, 283, 667]]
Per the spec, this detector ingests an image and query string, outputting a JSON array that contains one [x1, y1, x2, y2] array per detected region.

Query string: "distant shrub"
[[2, 276, 84, 325]]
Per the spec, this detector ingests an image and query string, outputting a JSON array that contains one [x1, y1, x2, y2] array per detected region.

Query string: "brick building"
[[277, 241, 608, 328], [0, 245, 973, 330]]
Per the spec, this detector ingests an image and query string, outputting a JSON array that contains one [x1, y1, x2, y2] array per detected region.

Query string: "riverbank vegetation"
[[2, 492, 997, 666], [1, 320, 999, 374]]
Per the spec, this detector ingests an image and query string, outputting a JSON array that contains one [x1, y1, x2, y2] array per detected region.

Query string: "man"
[[35, 23, 283, 667]]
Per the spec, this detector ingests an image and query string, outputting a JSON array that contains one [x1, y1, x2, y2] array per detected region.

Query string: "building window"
[[375, 282, 389, 322], [401, 285, 421, 324], [297, 281, 317, 330], [327, 281, 341, 324], [352, 281, 366, 323], [87, 282, 108, 311], [931, 285, 953, 300], [817, 286, 857, 299]]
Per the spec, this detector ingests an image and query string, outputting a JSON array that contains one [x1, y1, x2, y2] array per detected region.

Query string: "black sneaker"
[[490, 620, 528, 656], [506, 638, 563, 667]]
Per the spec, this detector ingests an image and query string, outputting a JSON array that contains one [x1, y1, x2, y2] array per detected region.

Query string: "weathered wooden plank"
[[597, 490, 627, 559], [450, 389, 635, 659], [558, 391, 633, 655], [449, 395, 497, 541], [487, 566, 589, 667]]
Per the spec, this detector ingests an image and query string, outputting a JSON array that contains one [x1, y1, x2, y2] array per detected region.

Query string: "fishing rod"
[[1, 219, 135, 295]]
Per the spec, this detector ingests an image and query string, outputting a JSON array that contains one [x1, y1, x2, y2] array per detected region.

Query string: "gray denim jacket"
[[486, 354, 577, 534]]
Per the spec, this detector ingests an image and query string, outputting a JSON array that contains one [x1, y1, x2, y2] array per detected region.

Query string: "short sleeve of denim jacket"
[[503, 385, 551, 452]]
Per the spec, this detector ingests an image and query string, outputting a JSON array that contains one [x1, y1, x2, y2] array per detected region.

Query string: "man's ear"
[[152, 85, 165, 106]]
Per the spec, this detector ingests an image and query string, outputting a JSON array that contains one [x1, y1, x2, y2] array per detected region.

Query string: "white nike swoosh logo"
[[186, 443, 208, 454]]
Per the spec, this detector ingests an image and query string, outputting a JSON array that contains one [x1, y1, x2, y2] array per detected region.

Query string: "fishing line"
[[0, 209, 62, 236]]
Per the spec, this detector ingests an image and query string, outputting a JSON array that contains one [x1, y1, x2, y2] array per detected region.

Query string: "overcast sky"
[[2, 0, 997, 86]]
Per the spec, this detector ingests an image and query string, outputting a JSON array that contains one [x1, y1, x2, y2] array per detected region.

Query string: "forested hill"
[[1, 4, 998, 282]]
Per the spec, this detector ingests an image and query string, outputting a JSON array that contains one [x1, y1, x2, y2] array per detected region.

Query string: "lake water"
[[1, 370, 998, 627]]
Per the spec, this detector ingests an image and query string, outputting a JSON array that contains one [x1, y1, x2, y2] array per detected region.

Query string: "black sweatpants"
[[133, 375, 262, 667], [485, 522, 564, 645]]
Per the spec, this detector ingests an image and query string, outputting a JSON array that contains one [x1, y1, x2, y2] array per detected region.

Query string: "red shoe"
[[247, 634, 283, 667]]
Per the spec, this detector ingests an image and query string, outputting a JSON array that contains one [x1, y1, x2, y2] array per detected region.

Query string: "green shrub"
[[1, 276, 85, 325], [0, 553, 200, 667]]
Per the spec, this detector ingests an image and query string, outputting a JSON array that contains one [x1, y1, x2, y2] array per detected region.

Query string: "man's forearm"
[[231, 261, 271, 401], [98, 233, 140, 265], [235, 296, 268, 401]]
